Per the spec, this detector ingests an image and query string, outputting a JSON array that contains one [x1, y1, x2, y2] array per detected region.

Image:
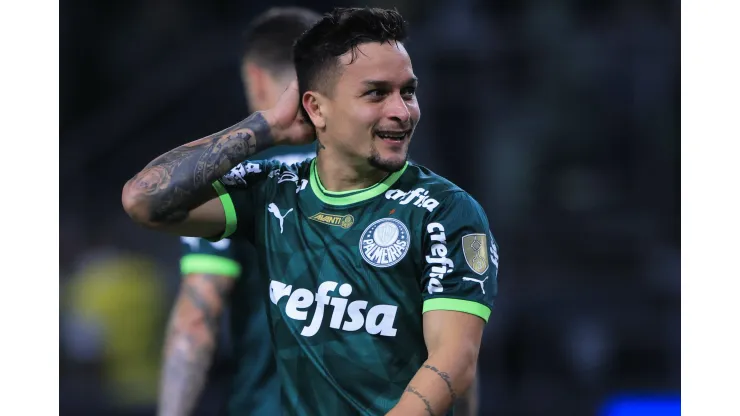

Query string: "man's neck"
[[315, 153, 388, 192]]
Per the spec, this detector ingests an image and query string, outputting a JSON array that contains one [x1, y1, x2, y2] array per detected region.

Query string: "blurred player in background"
[[157, 7, 320, 416], [63, 248, 166, 414], [124, 7, 492, 416]]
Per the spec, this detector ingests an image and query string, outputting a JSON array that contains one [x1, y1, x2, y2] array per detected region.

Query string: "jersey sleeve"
[[420, 192, 499, 322], [212, 159, 282, 241], [180, 236, 241, 278]]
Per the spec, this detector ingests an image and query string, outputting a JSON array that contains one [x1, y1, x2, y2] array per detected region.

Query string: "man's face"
[[321, 41, 420, 173]]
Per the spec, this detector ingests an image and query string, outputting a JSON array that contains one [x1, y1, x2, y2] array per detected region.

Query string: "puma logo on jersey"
[[462, 276, 488, 294], [385, 188, 440, 212], [425, 222, 454, 294], [268, 203, 293, 234], [269, 280, 398, 337]]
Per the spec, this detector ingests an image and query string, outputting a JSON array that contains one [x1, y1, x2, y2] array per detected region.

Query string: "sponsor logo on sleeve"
[[425, 222, 454, 294]]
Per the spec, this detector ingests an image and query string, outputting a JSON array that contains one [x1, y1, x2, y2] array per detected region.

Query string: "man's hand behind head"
[[264, 80, 316, 146]]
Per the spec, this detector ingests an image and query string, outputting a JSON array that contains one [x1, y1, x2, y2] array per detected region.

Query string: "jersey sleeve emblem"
[[462, 233, 489, 275]]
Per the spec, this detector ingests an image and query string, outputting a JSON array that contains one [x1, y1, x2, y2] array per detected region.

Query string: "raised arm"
[[121, 81, 314, 237], [121, 112, 274, 238]]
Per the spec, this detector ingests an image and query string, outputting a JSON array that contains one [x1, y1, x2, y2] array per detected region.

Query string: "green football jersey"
[[179, 145, 315, 415], [214, 158, 499, 416]]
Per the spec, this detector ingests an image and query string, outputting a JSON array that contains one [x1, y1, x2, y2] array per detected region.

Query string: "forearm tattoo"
[[129, 112, 272, 224], [423, 364, 458, 401], [158, 276, 231, 416], [405, 385, 436, 416], [158, 331, 211, 416]]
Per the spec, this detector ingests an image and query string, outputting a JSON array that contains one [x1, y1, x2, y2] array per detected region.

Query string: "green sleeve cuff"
[[180, 254, 241, 278], [212, 181, 237, 239], [422, 298, 491, 322]]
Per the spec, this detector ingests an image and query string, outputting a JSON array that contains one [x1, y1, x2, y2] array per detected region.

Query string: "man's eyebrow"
[[361, 77, 418, 88]]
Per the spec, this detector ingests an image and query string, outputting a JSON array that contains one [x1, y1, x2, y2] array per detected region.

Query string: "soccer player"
[[123, 7, 498, 416], [158, 7, 320, 416]]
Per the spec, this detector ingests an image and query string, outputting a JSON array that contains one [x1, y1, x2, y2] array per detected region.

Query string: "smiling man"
[[122, 7, 499, 416]]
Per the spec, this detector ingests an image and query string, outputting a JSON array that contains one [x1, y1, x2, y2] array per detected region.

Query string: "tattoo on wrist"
[[405, 385, 436, 416], [423, 364, 458, 400]]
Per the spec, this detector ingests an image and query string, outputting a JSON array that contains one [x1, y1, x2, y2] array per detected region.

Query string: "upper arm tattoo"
[[130, 112, 273, 224]]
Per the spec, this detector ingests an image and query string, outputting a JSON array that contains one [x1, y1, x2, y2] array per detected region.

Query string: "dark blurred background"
[[59, 0, 680, 415]]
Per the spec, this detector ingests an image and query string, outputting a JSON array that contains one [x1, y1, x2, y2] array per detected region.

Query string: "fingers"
[[276, 79, 300, 109], [282, 80, 299, 97]]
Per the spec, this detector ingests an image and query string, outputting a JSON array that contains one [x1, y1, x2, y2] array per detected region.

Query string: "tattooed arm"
[[386, 310, 484, 416], [122, 81, 314, 237], [158, 273, 235, 416], [121, 112, 274, 237]]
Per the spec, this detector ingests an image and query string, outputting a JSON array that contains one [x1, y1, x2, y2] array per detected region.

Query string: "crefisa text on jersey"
[[269, 280, 399, 337], [425, 222, 454, 294], [385, 188, 439, 212]]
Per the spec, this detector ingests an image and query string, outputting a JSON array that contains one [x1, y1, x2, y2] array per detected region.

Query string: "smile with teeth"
[[376, 131, 408, 141]]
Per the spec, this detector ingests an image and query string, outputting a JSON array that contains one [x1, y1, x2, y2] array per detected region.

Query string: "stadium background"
[[59, 0, 680, 415]]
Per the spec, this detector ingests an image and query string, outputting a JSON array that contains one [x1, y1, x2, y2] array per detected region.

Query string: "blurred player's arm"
[[121, 112, 275, 238], [158, 273, 235, 416], [387, 310, 484, 416]]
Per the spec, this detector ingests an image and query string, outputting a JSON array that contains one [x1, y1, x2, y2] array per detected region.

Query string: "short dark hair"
[[241, 7, 322, 76], [293, 7, 409, 101]]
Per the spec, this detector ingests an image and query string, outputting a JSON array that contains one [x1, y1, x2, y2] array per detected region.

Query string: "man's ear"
[[302, 91, 327, 130]]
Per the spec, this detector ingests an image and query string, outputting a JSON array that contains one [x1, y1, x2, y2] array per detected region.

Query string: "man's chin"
[[368, 153, 408, 173]]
